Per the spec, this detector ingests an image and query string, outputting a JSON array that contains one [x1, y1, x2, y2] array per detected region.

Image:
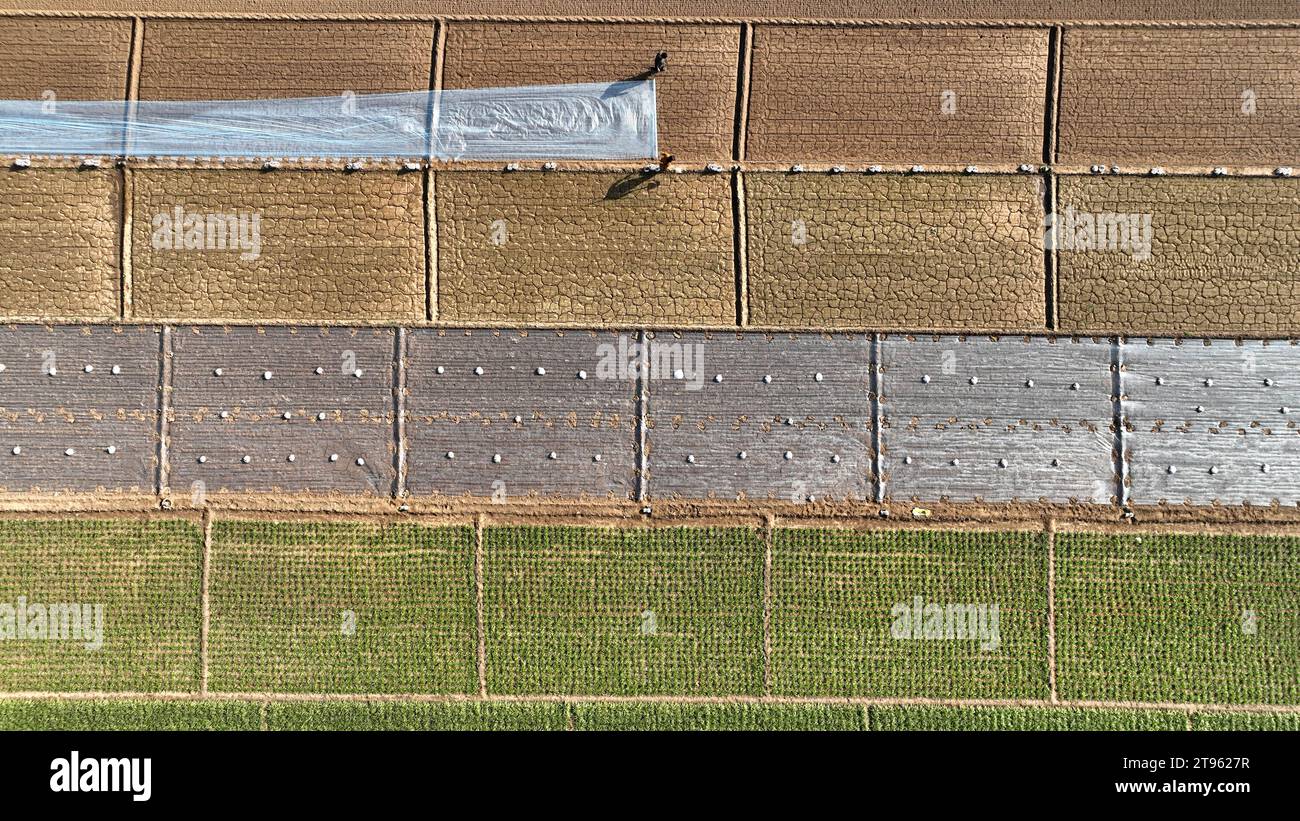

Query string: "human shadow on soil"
[[604, 169, 661, 200]]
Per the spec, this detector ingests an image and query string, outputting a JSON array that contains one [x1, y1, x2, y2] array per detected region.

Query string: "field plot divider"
[[393, 327, 408, 500], [1044, 25, 1062, 167], [424, 169, 437, 323], [425, 21, 446, 322], [732, 22, 753, 326], [1043, 172, 1058, 329], [157, 325, 173, 497], [118, 18, 144, 320], [119, 166, 133, 320], [430, 19, 447, 96], [125, 17, 143, 105], [1042, 25, 1063, 328], [733, 22, 753, 163], [1112, 339, 1129, 507], [870, 333, 885, 505], [733, 170, 748, 327], [121, 15, 143, 161]]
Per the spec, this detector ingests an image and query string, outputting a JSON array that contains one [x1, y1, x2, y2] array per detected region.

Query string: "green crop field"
[[0, 699, 262, 730], [0, 517, 1294, 730], [208, 521, 477, 694], [1055, 531, 1300, 704], [1189, 711, 1300, 731], [483, 526, 766, 696], [869, 705, 1188, 731], [263, 700, 568, 730], [770, 528, 1050, 699], [571, 702, 865, 730], [0, 698, 1291, 730], [0, 518, 202, 692]]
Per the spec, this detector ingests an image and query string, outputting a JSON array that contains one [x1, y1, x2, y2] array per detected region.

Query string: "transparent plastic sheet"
[[0, 80, 657, 160]]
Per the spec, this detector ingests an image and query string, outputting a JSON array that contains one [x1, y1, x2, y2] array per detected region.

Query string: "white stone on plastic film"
[[880, 335, 1115, 503], [1124, 339, 1300, 505]]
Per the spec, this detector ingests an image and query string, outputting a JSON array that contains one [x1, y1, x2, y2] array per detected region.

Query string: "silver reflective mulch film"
[[0, 80, 658, 160]]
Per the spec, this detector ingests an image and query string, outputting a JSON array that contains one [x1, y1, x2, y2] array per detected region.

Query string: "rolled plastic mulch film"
[[0, 80, 657, 160]]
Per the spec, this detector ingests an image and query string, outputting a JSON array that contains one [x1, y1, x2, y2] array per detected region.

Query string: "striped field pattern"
[[484, 525, 766, 696], [9, 325, 1300, 507], [869, 705, 1187, 731], [0, 700, 1290, 731], [0, 518, 1295, 728], [570, 702, 863, 730], [208, 520, 477, 694], [264, 701, 568, 731], [0, 699, 262, 731], [1, 9, 1298, 737], [0, 518, 201, 692], [770, 527, 1050, 698], [1055, 531, 1300, 705], [1188, 712, 1300, 731]]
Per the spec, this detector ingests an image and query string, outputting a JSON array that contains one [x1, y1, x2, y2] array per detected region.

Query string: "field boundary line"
[[394, 327, 408, 500], [2, 692, 1296, 713], [156, 325, 172, 496], [870, 333, 884, 504], [431, 19, 447, 94], [776, 518, 1050, 534], [424, 169, 436, 322], [1043, 171, 1057, 330], [733, 170, 748, 327], [1053, 518, 1300, 536], [10, 499, 1300, 530], [481, 511, 765, 529], [732, 22, 753, 327], [0, 508, 200, 522], [1044, 24, 1062, 166], [118, 17, 144, 319], [1041, 25, 1061, 328], [119, 165, 133, 321], [24, 159, 1294, 176], [125, 17, 143, 104], [733, 22, 753, 163], [474, 511, 487, 697], [5, 319, 1299, 337], [425, 21, 445, 322], [3, 11, 1297, 27], [635, 329, 649, 503], [34, 159, 1296, 176], [6, 497, 1300, 530], [1112, 339, 1130, 507]]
